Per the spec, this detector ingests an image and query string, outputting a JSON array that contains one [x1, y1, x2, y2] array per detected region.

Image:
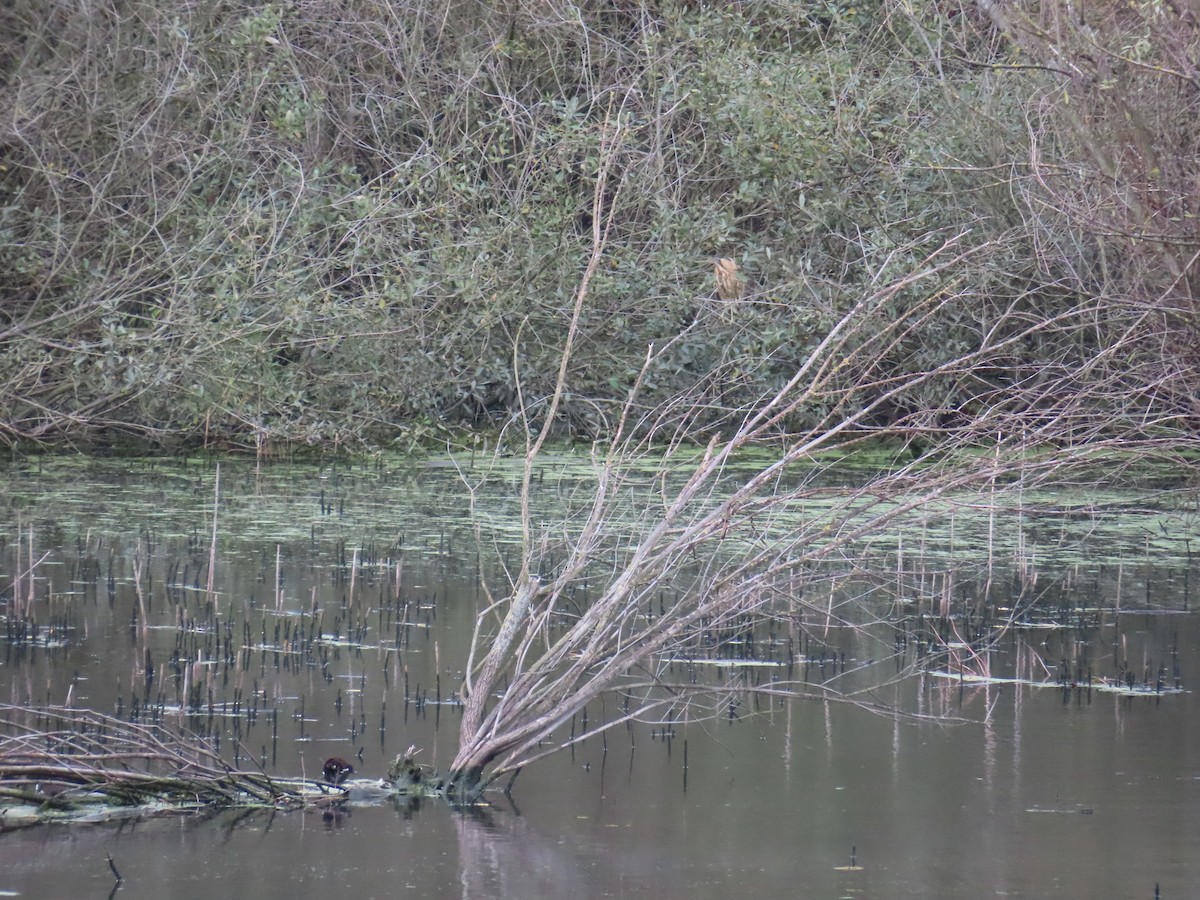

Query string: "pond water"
[[0, 454, 1197, 898]]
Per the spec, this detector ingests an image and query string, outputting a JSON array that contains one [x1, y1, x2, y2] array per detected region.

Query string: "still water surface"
[[0, 455, 1196, 898]]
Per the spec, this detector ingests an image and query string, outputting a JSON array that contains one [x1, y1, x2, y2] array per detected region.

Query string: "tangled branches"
[[0, 706, 339, 827]]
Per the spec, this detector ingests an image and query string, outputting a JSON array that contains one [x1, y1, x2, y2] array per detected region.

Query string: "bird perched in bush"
[[713, 257, 744, 301], [322, 757, 354, 785]]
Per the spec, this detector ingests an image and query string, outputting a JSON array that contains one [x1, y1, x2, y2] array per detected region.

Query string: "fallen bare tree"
[[442, 114, 1198, 801]]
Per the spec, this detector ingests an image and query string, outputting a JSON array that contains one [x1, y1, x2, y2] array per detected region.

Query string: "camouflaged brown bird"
[[713, 257, 744, 301]]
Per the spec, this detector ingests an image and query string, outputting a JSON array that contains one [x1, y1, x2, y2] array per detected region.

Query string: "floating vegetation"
[[927, 671, 1187, 697], [1, 618, 73, 649], [669, 657, 786, 668]]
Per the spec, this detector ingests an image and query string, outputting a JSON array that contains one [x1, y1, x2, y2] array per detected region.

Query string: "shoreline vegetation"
[[1, 1, 1198, 457]]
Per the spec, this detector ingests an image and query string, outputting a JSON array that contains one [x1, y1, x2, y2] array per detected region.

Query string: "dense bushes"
[[0, 1, 1195, 451]]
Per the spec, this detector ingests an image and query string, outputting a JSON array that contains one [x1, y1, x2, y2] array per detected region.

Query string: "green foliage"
[[0, 0, 1192, 450]]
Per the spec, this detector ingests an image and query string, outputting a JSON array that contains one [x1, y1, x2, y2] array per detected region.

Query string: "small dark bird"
[[322, 757, 354, 785]]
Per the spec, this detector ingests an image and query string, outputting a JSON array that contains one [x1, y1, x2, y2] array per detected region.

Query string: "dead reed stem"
[[206, 463, 220, 607]]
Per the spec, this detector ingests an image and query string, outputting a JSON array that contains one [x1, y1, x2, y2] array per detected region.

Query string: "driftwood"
[[0, 706, 438, 829]]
